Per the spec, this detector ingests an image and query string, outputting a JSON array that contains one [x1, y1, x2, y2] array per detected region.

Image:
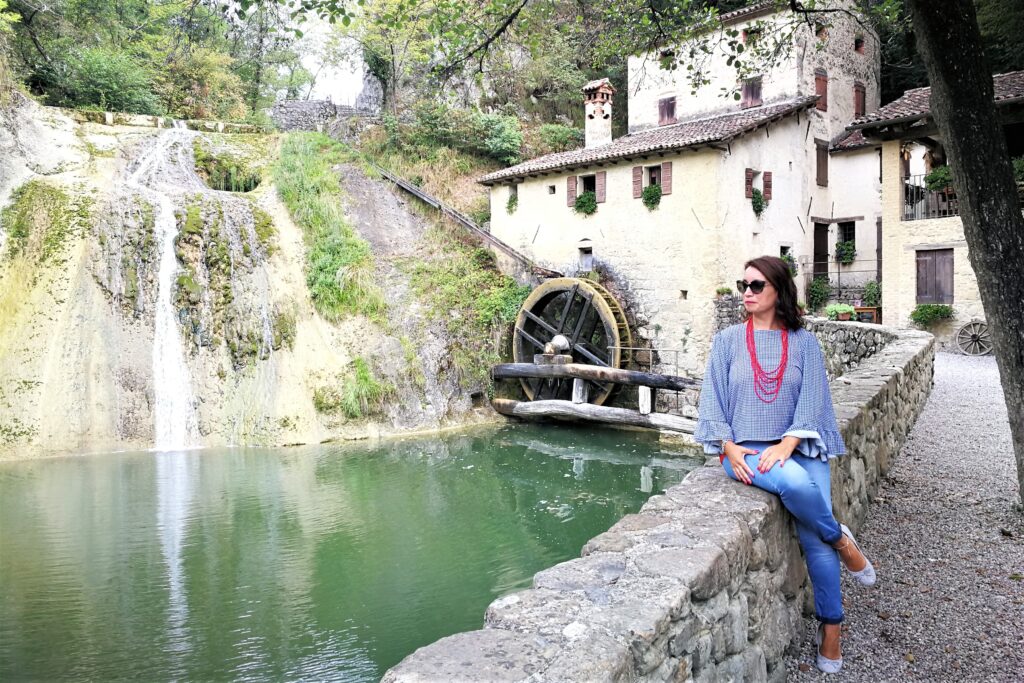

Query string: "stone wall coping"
[[385, 324, 935, 682]]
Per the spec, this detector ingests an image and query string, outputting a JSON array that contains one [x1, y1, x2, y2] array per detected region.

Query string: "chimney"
[[582, 78, 615, 148]]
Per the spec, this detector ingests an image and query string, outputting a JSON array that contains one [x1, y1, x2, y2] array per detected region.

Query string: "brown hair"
[[742, 255, 805, 331]]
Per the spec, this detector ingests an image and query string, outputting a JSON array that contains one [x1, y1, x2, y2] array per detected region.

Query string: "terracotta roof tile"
[[831, 129, 874, 152], [480, 96, 818, 185], [851, 70, 1024, 130], [718, 1, 775, 24]]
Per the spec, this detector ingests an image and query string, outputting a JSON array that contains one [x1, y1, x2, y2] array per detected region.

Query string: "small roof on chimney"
[[582, 78, 616, 95]]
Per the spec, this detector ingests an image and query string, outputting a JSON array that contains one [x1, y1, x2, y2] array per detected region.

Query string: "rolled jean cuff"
[[817, 614, 844, 625]]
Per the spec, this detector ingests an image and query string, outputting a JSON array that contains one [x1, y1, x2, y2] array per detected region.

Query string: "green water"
[[0, 424, 700, 681]]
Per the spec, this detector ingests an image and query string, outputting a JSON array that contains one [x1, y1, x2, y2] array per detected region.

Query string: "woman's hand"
[[723, 441, 758, 485], [757, 437, 799, 473]]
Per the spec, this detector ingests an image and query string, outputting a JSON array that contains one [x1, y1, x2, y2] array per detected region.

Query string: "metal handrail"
[[902, 173, 960, 221]]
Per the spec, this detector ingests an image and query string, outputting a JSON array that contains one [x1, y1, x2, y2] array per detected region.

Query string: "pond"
[[0, 424, 701, 681]]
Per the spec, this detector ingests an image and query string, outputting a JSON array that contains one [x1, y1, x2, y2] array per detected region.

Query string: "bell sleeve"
[[783, 332, 847, 460], [694, 331, 735, 455]]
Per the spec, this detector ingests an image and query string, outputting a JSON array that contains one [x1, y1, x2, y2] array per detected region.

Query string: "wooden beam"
[[492, 399, 696, 433], [491, 363, 699, 391]]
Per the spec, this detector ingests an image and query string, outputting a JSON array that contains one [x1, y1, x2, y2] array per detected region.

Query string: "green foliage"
[[405, 101, 523, 165], [716, 286, 734, 296], [807, 276, 831, 312], [1012, 157, 1024, 183], [862, 280, 881, 307], [536, 123, 583, 154], [48, 48, 162, 114], [406, 222, 531, 389], [506, 191, 518, 214], [825, 303, 855, 320], [573, 190, 597, 216], [924, 165, 955, 192], [751, 188, 766, 216], [193, 139, 261, 192], [274, 133, 385, 322], [642, 183, 662, 210], [780, 251, 798, 277], [313, 358, 392, 419], [155, 49, 248, 121], [834, 240, 856, 265], [910, 303, 954, 327], [1, 180, 84, 263]]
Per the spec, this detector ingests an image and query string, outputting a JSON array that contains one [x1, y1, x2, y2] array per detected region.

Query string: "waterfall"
[[126, 131, 199, 451]]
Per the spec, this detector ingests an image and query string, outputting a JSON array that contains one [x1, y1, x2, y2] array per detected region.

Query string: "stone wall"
[[270, 100, 376, 132], [383, 323, 934, 683]]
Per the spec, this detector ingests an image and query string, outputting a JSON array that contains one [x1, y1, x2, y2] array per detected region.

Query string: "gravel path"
[[785, 351, 1024, 682]]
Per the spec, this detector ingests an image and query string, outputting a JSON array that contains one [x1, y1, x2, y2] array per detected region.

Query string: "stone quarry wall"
[[383, 323, 934, 683]]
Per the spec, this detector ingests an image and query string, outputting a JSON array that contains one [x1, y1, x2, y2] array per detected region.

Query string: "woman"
[[694, 255, 876, 673]]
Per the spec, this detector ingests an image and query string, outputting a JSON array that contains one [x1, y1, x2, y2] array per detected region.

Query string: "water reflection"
[[0, 424, 700, 681]]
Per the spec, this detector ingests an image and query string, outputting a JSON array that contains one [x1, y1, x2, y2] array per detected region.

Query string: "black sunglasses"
[[736, 279, 770, 294]]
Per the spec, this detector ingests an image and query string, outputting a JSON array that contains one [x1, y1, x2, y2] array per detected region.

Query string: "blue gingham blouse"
[[694, 323, 846, 461]]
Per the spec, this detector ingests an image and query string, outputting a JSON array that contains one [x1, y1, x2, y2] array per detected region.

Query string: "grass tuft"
[[273, 132, 385, 322]]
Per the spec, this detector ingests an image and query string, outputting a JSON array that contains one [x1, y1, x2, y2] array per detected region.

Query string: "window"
[[647, 165, 661, 186], [854, 35, 866, 53], [815, 71, 828, 111], [581, 175, 597, 194], [854, 82, 866, 118], [838, 221, 856, 246], [815, 22, 828, 41], [741, 77, 763, 109], [548, 185, 556, 195], [816, 140, 829, 187], [742, 28, 762, 45], [916, 249, 954, 304], [780, 245, 791, 257], [658, 97, 676, 125]]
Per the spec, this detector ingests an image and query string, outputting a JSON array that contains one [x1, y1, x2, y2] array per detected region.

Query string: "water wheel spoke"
[[515, 324, 550, 353], [553, 285, 579, 335], [521, 309, 560, 338], [566, 293, 595, 346]]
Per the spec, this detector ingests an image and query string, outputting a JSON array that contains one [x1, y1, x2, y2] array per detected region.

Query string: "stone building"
[[480, 1, 883, 373], [850, 70, 1024, 349]]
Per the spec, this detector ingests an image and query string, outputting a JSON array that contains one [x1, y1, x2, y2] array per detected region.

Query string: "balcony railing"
[[903, 174, 960, 221]]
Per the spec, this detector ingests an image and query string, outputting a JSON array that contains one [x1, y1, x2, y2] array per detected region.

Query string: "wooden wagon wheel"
[[513, 278, 632, 405], [955, 319, 993, 356]]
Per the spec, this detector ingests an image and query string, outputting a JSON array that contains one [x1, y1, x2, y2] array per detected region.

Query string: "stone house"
[[849, 70, 1024, 349], [480, 1, 883, 373]]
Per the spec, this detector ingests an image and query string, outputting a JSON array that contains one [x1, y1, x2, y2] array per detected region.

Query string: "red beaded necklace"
[[745, 317, 789, 403]]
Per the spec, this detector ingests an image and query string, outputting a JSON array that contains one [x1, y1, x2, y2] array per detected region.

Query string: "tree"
[[904, 0, 1024, 509]]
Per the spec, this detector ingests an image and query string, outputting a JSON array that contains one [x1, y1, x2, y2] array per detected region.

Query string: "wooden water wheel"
[[513, 278, 632, 405], [955, 319, 993, 356]]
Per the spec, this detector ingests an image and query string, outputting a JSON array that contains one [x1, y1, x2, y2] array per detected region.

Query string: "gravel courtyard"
[[785, 351, 1024, 682]]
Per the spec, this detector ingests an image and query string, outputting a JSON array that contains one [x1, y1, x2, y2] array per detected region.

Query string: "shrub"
[[835, 240, 856, 265], [825, 303, 855, 320], [924, 165, 954, 192], [1013, 157, 1024, 183], [537, 123, 583, 154], [154, 48, 247, 121], [573, 190, 597, 215], [50, 48, 161, 115], [862, 279, 881, 307], [807, 276, 831, 312], [506, 192, 518, 214], [910, 303, 954, 327], [642, 183, 662, 210], [751, 188, 766, 216], [716, 286, 734, 296]]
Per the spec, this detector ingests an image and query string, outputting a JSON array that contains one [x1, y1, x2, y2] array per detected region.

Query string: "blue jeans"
[[721, 439, 845, 624]]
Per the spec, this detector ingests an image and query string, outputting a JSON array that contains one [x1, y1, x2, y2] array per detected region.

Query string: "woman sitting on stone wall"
[[694, 255, 876, 674]]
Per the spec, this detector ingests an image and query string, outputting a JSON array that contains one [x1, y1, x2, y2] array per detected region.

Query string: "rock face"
[[0, 101, 488, 457], [383, 323, 935, 682]]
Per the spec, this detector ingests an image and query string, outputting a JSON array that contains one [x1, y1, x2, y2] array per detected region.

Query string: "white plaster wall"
[[626, 2, 880, 143], [880, 140, 984, 347]]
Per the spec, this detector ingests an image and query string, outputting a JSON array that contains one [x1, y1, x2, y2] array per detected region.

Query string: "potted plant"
[[807, 276, 831, 314], [835, 240, 856, 266], [924, 165, 955, 194], [825, 303, 856, 321], [862, 280, 881, 308], [780, 252, 798, 277], [642, 184, 662, 211], [573, 190, 597, 216], [910, 303, 954, 328], [751, 188, 766, 216]]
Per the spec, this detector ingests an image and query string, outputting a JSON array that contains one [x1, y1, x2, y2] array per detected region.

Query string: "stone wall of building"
[[271, 100, 376, 132], [383, 323, 934, 683]]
